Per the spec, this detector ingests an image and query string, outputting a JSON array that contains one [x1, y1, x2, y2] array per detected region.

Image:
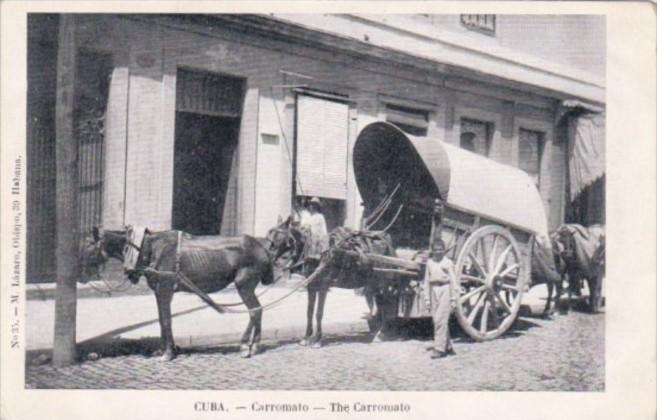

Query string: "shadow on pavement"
[[78, 304, 208, 345], [26, 304, 209, 365]]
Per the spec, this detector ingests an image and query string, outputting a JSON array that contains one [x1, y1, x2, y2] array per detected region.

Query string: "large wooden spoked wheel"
[[453, 225, 526, 341]]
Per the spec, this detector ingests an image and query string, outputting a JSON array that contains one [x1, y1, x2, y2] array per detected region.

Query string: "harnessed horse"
[[269, 219, 397, 348], [552, 224, 605, 313], [81, 224, 298, 360], [530, 236, 567, 316]]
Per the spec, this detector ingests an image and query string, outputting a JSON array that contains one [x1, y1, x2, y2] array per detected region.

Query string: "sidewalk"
[[26, 278, 372, 353], [26, 278, 560, 355]]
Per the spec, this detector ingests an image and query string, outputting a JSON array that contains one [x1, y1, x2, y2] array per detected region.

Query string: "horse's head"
[[265, 216, 307, 271], [558, 228, 577, 262], [80, 227, 127, 283]]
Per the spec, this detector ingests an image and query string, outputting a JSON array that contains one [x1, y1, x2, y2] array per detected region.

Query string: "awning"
[[568, 112, 606, 198], [353, 122, 548, 238]]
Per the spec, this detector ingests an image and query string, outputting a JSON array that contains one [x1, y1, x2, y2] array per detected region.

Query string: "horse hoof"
[[299, 339, 309, 347], [310, 341, 322, 349], [240, 344, 251, 358], [250, 344, 261, 356], [159, 351, 175, 362]]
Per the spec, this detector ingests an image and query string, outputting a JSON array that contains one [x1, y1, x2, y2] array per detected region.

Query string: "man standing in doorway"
[[424, 239, 456, 359], [300, 197, 328, 269]]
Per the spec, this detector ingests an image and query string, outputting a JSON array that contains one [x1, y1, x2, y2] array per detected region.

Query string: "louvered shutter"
[[176, 69, 244, 117], [296, 95, 349, 200]]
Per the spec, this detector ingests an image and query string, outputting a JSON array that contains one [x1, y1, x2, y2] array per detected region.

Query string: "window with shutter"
[[295, 94, 349, 200], [176, 68, 244, 117], [460, 118, 493, 156], [385, 103, 429, 136], [518, 128, 545, 187]]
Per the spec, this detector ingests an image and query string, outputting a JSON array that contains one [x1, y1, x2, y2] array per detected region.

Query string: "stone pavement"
[[26, 311, 604, 391]]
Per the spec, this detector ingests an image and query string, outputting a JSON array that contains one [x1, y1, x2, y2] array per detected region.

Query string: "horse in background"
[[552, 224, 606, 313], [530, 235, 567, 316], [81, 225, 290, 360]]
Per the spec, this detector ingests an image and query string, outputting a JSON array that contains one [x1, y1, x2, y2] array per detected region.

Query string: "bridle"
[[265, 224, 306, 271]]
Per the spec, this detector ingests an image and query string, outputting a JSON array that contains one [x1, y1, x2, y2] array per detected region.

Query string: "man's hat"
[[309, 196, 322, 207], [432, 239, 446, 250]]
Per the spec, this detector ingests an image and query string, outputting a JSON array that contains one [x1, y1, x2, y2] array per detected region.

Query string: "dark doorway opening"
[[172, 113, 240, 235]]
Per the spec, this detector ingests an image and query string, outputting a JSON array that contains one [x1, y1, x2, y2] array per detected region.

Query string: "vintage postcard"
[[1, 1, 655, 420]]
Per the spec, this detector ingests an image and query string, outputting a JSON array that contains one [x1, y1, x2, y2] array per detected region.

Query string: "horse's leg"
[[152, 296, 167, 357], [243, 293, 263, 357], [299, 288, 316, 346], [365, 286, 377, 318], [565, 273, 573, 313], [372, 294, 386, 343], [555, 277, 563, 313], [589, 276, 603, 313], [310, 289, 328, 349], [154, 275, 177, 361], [239, 318, 255, 358], [235, 269, 262, 358], [147, 278, 166, 357], [544, 281, 554, 316]]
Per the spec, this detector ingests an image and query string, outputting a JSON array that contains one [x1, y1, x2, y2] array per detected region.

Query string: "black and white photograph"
[[21, 12, 608, 391], [1, 3, 655, 419]]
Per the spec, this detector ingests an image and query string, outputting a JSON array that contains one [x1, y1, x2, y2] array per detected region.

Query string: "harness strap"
[[170, 258, 331, 315], [175, 230, 183, 274]]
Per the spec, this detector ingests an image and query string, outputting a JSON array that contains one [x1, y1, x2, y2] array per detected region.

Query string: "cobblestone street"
[[26, 311, 604, 391]]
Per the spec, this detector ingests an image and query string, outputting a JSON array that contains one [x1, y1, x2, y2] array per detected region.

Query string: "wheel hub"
[[485, 274, 503, 293]]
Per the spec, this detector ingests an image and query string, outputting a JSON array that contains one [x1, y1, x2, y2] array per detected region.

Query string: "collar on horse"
[[123, 226, 147, 273]]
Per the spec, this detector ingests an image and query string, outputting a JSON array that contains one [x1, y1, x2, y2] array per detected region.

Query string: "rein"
[[146, 227, 360, 315], [125, 241, 141, 252], [145, 227, 304, 307]]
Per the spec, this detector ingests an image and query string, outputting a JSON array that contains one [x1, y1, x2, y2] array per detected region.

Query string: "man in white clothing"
[[299, 197, 328, 262], [424, 239, 456, 359]]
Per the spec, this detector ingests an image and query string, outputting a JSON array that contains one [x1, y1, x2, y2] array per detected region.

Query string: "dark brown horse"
[[81, 225, 292, 360], [552, 224, 605, 313], [270, 219, 397, 348]]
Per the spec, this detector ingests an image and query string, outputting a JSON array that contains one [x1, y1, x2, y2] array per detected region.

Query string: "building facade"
[[27, 14, 606, 282]]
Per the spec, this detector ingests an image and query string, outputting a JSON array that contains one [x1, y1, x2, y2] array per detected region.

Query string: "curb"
[[26, 319, 373, 364], [175, 319, 372, 350]]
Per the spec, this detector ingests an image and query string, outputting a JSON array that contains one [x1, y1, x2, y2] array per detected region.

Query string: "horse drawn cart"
[[341, 121, 550, 341]]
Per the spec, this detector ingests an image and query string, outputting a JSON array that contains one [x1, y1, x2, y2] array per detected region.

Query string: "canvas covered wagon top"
[[354, 121, 550, 341], [353, 121, 548, 249]]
